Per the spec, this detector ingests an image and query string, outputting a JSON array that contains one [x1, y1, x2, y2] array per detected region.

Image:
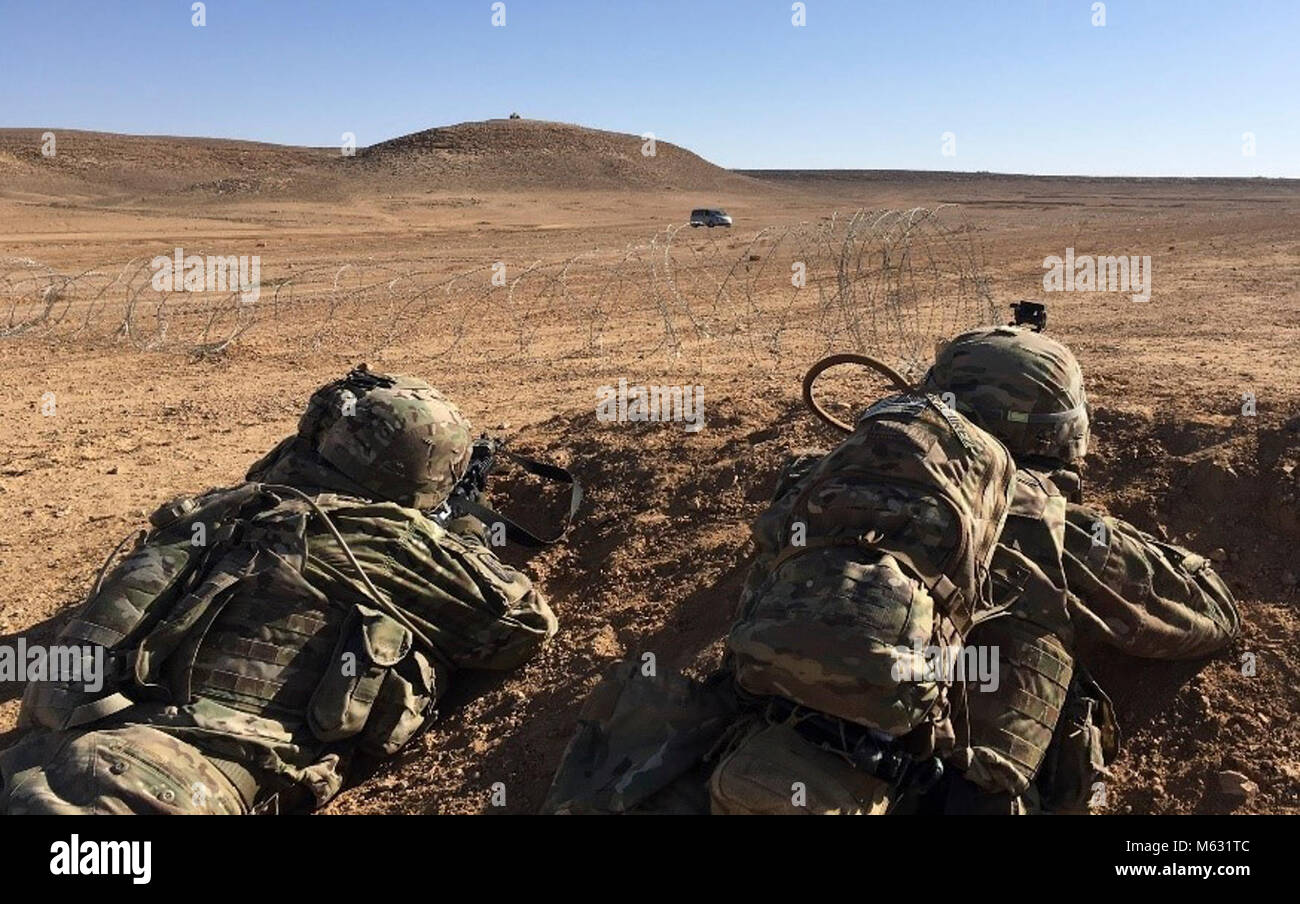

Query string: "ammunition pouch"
[[763, 697, 945, 793]]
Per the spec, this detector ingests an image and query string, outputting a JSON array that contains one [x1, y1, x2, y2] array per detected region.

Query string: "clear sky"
[[2, 0, 1296, 177]]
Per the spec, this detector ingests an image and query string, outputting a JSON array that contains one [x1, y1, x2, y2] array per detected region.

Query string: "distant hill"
[[0, 119, 761, 201], [355, 118, 759, 192], [0, 129, 329, 199]]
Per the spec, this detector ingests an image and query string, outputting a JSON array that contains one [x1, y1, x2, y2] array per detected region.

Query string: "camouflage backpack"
[[727, 392, 1018, 736]]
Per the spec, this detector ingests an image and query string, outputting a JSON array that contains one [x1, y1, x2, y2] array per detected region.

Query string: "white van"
[[689, 208, 732, 228]]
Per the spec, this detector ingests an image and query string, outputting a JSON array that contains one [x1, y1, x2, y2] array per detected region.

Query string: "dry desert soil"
[[1, 119, 1297, 814]]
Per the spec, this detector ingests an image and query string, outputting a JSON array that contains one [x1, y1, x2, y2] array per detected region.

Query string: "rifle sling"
[[457, 450, 582, 549]]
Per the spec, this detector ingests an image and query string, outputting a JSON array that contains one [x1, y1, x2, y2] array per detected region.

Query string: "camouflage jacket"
[[20, 438, 557, 809]]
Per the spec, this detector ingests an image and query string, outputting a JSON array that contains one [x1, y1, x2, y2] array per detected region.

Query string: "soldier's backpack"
[[727, 392, 1018, 736]]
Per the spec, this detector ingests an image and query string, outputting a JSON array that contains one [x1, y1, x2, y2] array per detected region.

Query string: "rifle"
[[428, 434, 581, 550]]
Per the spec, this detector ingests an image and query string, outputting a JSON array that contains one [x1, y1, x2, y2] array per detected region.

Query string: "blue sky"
[[2, 0, 1296, 176]]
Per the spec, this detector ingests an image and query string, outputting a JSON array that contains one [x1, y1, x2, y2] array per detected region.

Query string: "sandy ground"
[[1, 122, 1298, 814]]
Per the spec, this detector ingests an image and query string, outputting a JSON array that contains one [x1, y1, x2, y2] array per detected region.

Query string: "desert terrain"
[[1, 119, 1297, 814]]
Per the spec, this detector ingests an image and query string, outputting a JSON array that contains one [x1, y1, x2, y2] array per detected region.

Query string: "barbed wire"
[[0, 207, 996, 371]]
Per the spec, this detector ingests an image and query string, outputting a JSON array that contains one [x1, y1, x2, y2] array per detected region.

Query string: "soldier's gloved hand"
[[443, 513, 490, 544], [1047, 467, 1083, 504]]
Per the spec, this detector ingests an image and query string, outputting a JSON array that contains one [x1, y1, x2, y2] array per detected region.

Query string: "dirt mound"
[[353, 118, 761, 192], [1077, 406, 1300, 814]]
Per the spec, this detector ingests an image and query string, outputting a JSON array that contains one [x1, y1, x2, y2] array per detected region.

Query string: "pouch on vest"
[[308, 604, 439, 755], [708, 718, 895, 815], [360, 649, 443, 756], [729, 547, 955, 736], [1034, 667, 1119, 813], [949, 605, 1074, 796]]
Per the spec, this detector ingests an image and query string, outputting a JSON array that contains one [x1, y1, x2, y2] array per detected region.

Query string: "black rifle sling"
[[457, 450, 582, 549]]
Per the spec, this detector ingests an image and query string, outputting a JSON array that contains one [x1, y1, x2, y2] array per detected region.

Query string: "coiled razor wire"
[[0, 207, 996, 374]]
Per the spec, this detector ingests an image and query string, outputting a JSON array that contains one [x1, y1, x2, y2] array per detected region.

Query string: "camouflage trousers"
[[0, 724, 246, 815]]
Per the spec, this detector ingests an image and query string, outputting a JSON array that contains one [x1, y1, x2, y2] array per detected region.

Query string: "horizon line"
[[3, 120, 1296, 184]]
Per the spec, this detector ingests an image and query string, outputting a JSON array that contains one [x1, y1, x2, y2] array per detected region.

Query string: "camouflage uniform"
[[546, 328, 1238, 815], [1, 368, 557, 815], [920, 327, 1237, 810]]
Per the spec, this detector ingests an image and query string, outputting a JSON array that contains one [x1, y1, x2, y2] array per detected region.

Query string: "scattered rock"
[[1215, 770, 1258, 806], [1209, 547, 1228, 563], [590, 624, 623, 659]]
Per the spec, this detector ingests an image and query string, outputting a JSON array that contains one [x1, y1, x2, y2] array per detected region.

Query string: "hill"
[[0, 119, 760, 201], [355, 118, 758, 192]]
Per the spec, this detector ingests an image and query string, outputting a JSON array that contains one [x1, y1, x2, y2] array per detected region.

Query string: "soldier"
[[918, 325, 1238, 813], [0, 367, 557, 814], [545, 327, 1238, 815]]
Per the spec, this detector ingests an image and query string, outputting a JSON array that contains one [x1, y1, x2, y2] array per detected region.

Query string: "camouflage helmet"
[[298, 366, 473, 509], [921, 326, 1089, 464]]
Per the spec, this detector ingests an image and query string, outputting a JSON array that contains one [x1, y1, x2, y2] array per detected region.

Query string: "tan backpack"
[[728, 392, 1018, 735]]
